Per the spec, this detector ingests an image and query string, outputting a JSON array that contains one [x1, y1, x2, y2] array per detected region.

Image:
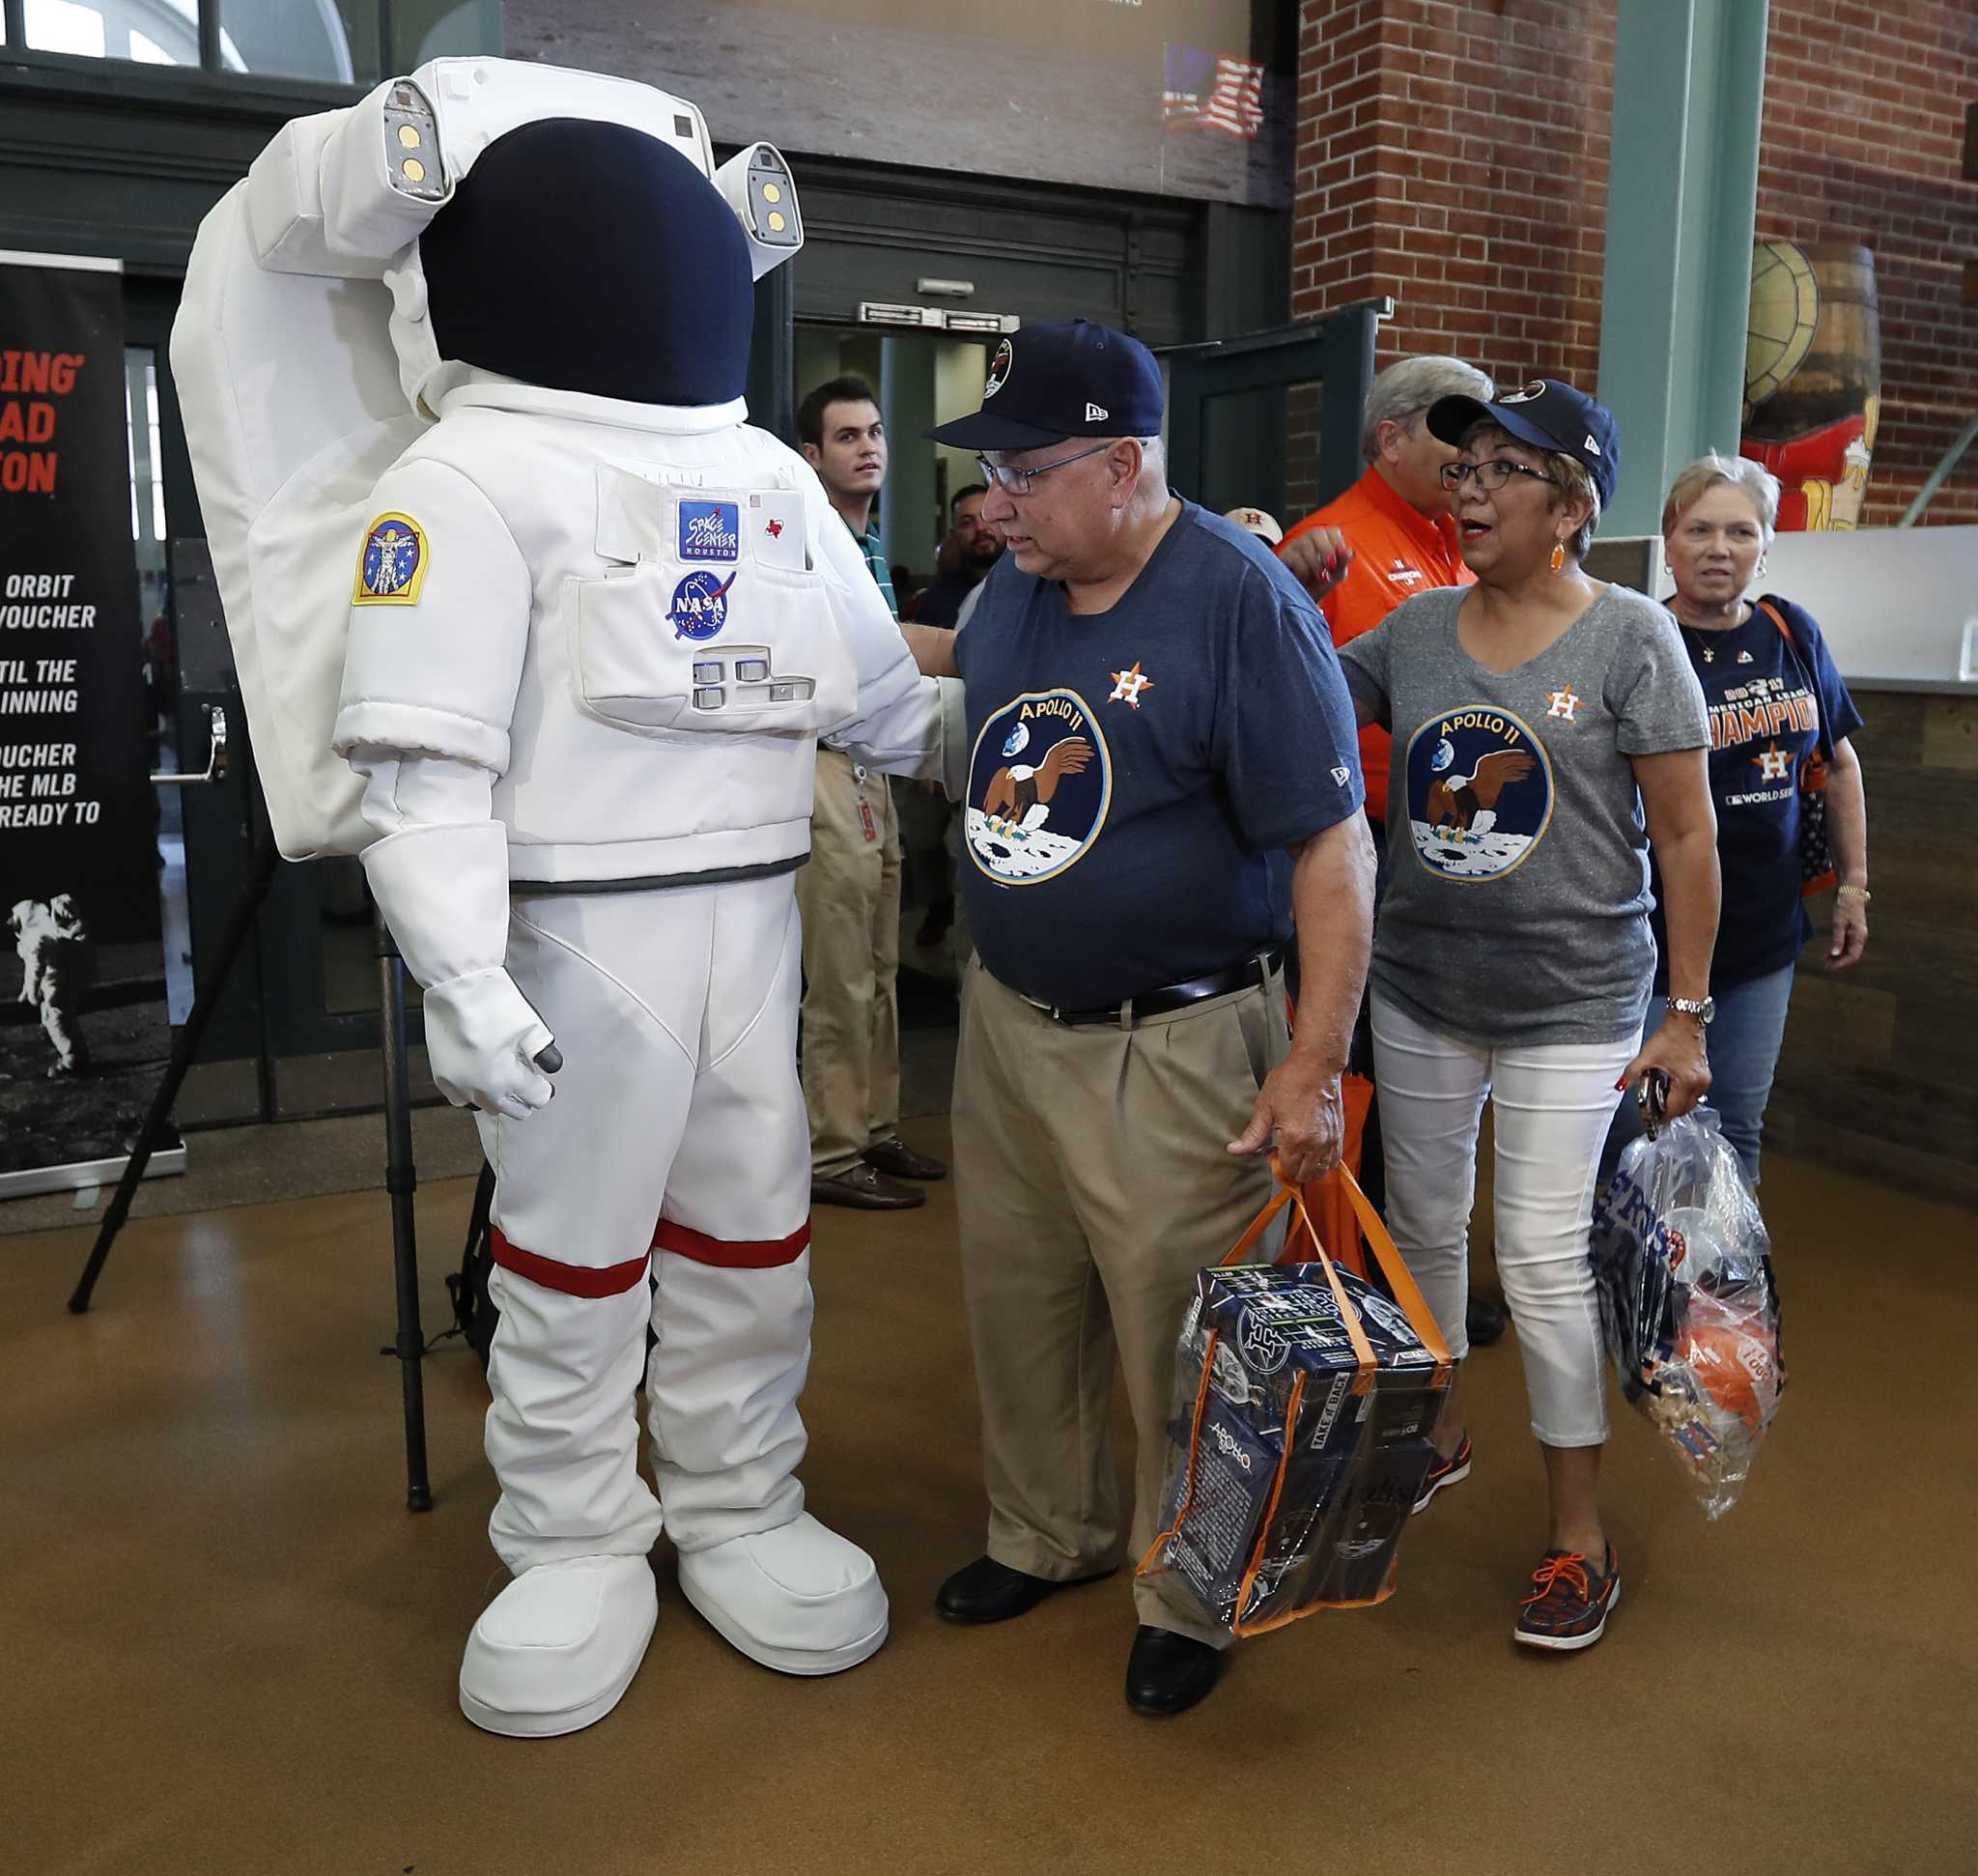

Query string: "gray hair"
[[1361, 355, 1496, 463], [1661, 451, 1781, 541]]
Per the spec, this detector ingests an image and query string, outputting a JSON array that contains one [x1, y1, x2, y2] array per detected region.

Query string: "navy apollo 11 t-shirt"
[[951, 500, 1364, 1009]]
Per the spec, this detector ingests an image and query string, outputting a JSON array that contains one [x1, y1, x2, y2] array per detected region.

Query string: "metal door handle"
[[151, 704, 230, 785]]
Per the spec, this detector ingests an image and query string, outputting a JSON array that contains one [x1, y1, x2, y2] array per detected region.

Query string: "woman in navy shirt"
[[1608, 453, 1870, 1185]]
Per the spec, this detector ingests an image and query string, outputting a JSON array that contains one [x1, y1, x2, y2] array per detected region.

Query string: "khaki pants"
[[797, 749, 902, 1178], [951, 955, 1289, 1650]]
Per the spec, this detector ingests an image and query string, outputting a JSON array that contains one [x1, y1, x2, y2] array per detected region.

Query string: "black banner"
[[2, 253, 171, 1194], [1, 257, 153, 931]]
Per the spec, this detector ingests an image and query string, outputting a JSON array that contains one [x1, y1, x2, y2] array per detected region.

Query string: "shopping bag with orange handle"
[[1137, 1161, 1453, 1635]]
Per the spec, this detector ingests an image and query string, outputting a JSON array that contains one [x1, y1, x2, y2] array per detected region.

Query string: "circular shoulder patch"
[[1403, 705, 1554, 881], [964, 689, 1111, 885]]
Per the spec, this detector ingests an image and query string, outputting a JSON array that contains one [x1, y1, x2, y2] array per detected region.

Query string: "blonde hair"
[[1662, 452, 1780, 541]]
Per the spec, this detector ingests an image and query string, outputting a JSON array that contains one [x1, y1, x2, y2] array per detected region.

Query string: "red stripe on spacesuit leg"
[[651, 1218, 811, 1268], [489, 1226, 651, 1297]]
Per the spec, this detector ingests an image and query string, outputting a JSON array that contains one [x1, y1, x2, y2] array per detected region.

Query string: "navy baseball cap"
[[1427, 378, 1621, 509], [925, 320, 1166, 452]]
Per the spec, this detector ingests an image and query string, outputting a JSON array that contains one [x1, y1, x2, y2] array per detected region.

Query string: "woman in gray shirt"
[[1334, 381, 1719, 1655]]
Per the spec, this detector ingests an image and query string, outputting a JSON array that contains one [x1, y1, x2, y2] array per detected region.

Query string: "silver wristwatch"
[[1668, 995, 1715, 1027]]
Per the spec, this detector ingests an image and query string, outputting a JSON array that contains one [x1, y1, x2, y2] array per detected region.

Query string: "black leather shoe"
[[935, 1555, 1116, 1625], [1466, 1293, 1507, 1346], [811, 1163, 926, 1210], [862, 1136, 948, 1182], [1125, 1624, 1222, 1716]]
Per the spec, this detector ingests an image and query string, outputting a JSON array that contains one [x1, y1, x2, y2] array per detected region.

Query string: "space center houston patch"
[[1404, 704, 1554, 881], [678, 498, 740, 562], [353, 512, 428, 605], [965, 689, 1112, 885]]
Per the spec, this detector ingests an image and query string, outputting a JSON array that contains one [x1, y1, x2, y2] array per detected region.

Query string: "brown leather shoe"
[[811, 1162, 926, 1210], [862, 1136, 948, 1182]]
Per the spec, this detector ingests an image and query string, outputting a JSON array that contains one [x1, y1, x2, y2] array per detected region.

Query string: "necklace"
[[1672, 601, 1746, 665]]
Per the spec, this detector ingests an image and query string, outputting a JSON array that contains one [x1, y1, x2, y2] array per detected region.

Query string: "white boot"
[[675, 1514, 889, 1676], [458, 1554, 658, 1737]]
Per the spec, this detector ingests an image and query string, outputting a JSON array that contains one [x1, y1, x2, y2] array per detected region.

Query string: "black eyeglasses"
[[1439, 459, 1559, 493], [975, 441, 1114, 497]]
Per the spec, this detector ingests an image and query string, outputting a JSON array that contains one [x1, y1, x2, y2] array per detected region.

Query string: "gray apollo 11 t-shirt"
[[1339, 583, 1709, 1046]]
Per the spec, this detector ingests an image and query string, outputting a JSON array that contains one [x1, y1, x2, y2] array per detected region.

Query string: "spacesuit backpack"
[[170, 58, 805, 860]]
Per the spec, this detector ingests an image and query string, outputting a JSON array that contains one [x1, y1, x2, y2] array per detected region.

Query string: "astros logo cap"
[[925, 320, 1166, 452], [1426, 378, 1621, 510]]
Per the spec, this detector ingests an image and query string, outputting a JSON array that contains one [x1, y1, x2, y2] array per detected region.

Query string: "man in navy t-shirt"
[[907, 321, 1372, 1718]]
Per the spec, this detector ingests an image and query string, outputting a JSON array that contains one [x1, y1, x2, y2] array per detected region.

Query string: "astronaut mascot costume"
[[171, 61, 952, 1737]]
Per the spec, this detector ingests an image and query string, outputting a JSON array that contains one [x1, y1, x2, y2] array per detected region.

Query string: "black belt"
[[1019, 950, 1284, 1029]]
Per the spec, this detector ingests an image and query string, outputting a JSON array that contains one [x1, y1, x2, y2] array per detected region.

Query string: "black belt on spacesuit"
[[1019, 949, 1284, 1030], [509, 854, 806, 896]]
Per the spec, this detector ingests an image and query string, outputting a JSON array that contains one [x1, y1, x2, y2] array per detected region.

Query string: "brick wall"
[[1293, 0, 1977, 526], [1292, 1, 1615, 398]]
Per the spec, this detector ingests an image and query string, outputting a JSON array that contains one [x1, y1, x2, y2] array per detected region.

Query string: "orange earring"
[[1548, 542, 1566, 573]]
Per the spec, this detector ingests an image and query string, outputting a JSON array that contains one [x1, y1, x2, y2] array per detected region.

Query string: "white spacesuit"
[[172, 60, 954, 1738], [10, 894, 92, 1075]]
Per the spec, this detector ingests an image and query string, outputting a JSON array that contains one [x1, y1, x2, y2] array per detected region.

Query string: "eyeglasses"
[[976, 441, 1114, 497], [1439, 459, 1559, 493]]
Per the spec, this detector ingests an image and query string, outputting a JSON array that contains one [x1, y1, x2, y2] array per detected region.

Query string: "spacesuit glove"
[[421, 967, 557, 1121]]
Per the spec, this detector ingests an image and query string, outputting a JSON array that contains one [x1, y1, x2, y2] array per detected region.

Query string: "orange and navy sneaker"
[[1513, 1544, 1621, 1651], [1411, 1435, 1472, 1514]]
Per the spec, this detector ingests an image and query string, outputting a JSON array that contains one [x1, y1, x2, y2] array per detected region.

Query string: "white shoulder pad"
[[334, 457, 533, 773]]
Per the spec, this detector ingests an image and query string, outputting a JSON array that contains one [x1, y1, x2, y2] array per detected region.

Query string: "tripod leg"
[[69, 833, 279, 1315], [378, 911, 434, 1514]]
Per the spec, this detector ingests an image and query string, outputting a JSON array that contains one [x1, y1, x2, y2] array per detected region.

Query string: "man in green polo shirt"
[[796, 375, 947, 1208]]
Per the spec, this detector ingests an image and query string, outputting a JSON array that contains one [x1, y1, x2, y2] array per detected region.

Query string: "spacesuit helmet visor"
[[420, 116, 754, 408]]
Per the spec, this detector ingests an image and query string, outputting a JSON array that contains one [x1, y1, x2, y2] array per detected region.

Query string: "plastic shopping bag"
[[1590, 1106, 1786, 1519]]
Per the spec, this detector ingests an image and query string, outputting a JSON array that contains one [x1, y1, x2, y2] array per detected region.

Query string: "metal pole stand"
[[70, 841, 437, 1515], [69, 830, 279, 1315], [376, 908, 433, 1514]]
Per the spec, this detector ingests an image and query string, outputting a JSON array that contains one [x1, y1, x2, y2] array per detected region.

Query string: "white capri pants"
[[1370, 988, 1640, 1448]]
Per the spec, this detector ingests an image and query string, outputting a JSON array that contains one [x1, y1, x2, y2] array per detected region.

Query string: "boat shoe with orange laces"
[[1513, 1544, 1621, 1651]]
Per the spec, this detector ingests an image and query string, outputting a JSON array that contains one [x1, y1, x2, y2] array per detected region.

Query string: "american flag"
[[1163, 44, 1266, 139]]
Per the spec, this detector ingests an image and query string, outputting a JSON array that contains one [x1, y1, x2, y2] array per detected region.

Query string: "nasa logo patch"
[[1404, 705, 1555, 881], [678, 499, 740, 562], [964, 689, 1111, 886], [353, 512, 428, 605], [669, 569, 737, 641]]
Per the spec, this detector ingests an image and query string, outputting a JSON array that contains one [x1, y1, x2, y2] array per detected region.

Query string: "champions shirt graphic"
[[1404, 704, 1555, 880], [965, 688, 1112, 884]]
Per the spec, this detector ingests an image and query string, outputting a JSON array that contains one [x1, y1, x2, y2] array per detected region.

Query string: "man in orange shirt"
[[1281, 355, 1495, 830], [1280, 354, 1506, 1347]]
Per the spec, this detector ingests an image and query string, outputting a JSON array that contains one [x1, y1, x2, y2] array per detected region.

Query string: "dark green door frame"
[[1165, 302, 1386, 522]]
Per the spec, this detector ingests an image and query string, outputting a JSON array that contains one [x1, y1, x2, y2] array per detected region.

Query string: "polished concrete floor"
[[4, 1120, 1971, 1876]]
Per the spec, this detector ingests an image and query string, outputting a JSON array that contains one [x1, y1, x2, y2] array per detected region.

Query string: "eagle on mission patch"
[[1427, 747, 1536, 839], [981, 733, 1094, 827]]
